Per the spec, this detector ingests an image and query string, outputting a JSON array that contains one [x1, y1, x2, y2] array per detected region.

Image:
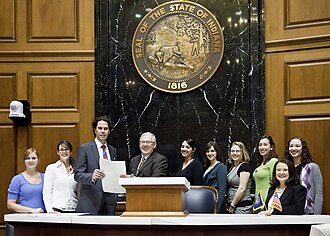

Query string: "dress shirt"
[[43, 160, 78, 212], [141, 154, 150, 161], [94, 138, 111, 160], [136, 155, 150, 175]]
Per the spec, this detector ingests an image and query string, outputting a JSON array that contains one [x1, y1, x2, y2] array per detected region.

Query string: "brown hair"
[[285, 136, 314, 165], [270, 159, 298, 188], [204, 141, 223, 167], [256, 135, 278, 166], [57, 140, 75, 169]]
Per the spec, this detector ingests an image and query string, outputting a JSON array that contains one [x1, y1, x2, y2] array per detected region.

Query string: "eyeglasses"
[[59, 149, 70, 152], [139, 141, 155, 144]]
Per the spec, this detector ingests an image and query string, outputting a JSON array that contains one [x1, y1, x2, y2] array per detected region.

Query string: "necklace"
[[276, 186, 286, 193]]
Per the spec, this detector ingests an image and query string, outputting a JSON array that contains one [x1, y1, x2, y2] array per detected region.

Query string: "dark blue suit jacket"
[[203, 162, 227, 213], [74, 140, 117, 214]]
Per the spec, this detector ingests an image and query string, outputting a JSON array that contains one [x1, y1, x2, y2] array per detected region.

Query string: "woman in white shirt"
[[43, 140, 78, 213]]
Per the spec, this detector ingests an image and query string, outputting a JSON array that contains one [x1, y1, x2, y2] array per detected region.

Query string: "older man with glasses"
[[129, 132, 168, 177]]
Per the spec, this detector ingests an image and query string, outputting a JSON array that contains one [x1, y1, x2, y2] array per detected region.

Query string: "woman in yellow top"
[[252, 135, 278, 212]]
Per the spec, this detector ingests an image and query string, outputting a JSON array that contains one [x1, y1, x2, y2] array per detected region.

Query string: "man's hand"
[[92, 169, 106, 182]]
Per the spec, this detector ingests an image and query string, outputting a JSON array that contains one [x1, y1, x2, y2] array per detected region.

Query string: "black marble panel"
[[95, 0, 265, 173]]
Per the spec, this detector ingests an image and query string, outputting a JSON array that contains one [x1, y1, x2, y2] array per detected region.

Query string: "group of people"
[[7, 116, 323, 217], [7, 141, 77, 214], [225, 135, 323, 215]]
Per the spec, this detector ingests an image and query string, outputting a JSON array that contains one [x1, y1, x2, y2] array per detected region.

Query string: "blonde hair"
[[23, 148, 39, 161], [229, 141, 250, 163]]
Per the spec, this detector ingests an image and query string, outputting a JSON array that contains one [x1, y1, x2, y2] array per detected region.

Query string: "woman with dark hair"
[[203, 141, 227, 213], [226, 141, 253, 214], [43, 140, 78, 213], [175, 139, 203, 185], [285, 136, 323, 214], [252, 135, 278, 210], [259, 159, 306, 215]]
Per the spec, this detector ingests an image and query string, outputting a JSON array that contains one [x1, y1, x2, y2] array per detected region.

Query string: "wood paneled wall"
[[265, 0, 330, 214], [0, 1, 94, 235], [0, 2, 328, 235]]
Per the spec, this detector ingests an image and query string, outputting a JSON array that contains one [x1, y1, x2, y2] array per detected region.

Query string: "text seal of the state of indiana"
[[132, 0, 224, 93]]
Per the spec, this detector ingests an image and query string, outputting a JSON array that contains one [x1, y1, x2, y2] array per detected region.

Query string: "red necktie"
[[101, 145, 108, 160]]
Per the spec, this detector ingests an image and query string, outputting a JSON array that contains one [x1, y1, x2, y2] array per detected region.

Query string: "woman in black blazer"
[[175, 139, 204, 185], [261, 159, 306, 215]]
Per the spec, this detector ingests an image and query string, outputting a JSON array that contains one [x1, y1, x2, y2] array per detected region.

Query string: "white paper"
[[310, 224, 330, 236], [100, 159, 126, 193]]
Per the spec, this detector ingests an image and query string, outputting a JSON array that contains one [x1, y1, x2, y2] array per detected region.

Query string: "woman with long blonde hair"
[[226, 141, 253, 214]]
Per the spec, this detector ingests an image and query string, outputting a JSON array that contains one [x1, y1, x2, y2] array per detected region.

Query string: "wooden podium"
[[119, 177, 190, 217]]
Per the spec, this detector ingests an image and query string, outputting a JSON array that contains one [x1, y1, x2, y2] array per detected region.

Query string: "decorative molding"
[[0, 50, 94, 62], [284, 59, 330, 104], [27, 0, 79, 42], [27, 72, 79, 110], [0, 0, 17, 43], [0, 73, 16, 108], [265, 34, 330, 52], [285, 0, 330, 29]]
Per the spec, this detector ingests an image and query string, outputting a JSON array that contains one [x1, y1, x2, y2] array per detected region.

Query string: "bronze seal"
[[132, 1, 224, 93]]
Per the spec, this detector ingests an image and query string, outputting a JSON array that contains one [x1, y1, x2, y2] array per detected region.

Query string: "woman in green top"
[[252, 135, 278, 212]]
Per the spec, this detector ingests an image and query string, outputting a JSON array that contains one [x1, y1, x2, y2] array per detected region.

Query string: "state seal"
[[132, 1, 224, 93]]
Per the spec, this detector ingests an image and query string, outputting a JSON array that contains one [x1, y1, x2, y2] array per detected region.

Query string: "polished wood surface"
[[0, 61, 94, 173], [287, 63, 330, 101], [0, 0, 16, 42], [122, 186, 188, 217], [27, 0, 78, 42], [0, 1, 94, 235], [265, 0, 330, 215], [0, 126, 15, 232], [0, 0, 93, 50], [265, 0, 330, 51], [265, 47, 330, 215]]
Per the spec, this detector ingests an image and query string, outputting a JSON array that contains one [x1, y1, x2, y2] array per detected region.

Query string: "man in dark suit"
[[129, 132, 168, 177], [74, 116, 118, 214]]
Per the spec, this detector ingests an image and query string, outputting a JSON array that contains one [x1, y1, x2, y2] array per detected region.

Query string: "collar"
[[55, 160, 64, 168], [141, 154, 150, 160], [210, 161, 220, 168], [55, 160, 73, 172], [94, 138, 107, 149]]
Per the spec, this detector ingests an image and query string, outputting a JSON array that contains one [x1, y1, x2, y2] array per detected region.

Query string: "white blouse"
[[43, 160, 78, 212]]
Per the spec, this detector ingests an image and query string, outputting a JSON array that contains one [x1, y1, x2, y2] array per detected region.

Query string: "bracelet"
[[230, 204, 236, 209]]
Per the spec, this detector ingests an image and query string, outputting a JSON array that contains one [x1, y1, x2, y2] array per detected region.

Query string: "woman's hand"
[[32, 208, 44, 213], [258, 209, 272, 216], [226, 204, 235, 214]]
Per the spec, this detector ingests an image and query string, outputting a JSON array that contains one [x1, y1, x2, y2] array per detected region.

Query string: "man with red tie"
[[74, 116, 118, 214]]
